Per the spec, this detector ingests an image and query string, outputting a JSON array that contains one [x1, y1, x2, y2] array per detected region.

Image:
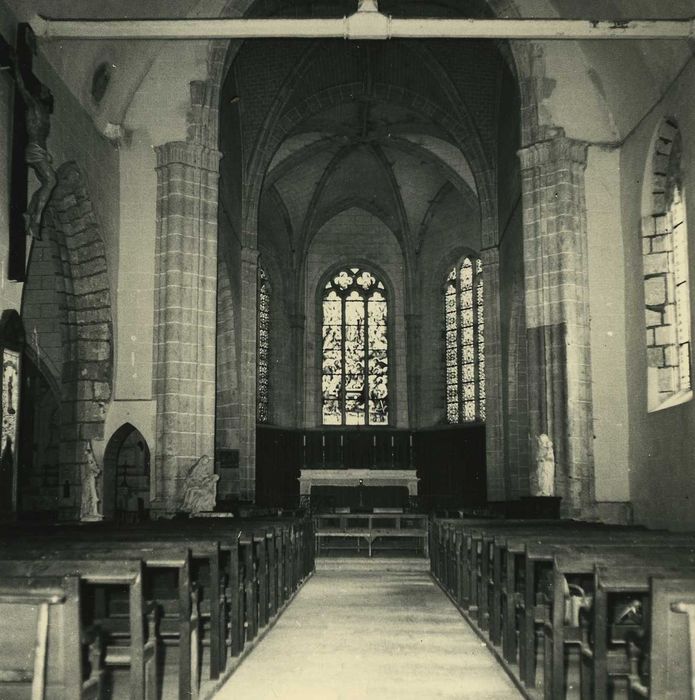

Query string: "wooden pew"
[[537, 544, 695, 699], [0, 575, 103, 700], [650, 575, 695, 700], [1, 522, 234, 681], [0, 514, 314, 690], [430, 517, 695, 700], [591, 568, 695, 700], [0, 558, 157, 700]]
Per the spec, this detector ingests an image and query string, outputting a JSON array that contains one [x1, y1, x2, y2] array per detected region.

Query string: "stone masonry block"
[[658, 366, 676, 393], [654, 324, 676, 347], [644, 308, 663, 327], [647, 347, 665, 368], [643, 252, 669, 276], [644, 276, 667, 306]]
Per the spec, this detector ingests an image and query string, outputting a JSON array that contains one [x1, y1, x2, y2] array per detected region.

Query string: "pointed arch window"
[[643, 120, 692, 410], [445, 255, 485, 423], [322, 266, 388, 426], [257, 264, 270, 423]]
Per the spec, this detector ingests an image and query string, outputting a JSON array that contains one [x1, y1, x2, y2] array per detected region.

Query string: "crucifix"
[[0, 23, 56, 281]]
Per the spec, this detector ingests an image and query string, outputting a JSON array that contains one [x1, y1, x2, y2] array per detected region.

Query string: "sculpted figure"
[[531, 433, 555, 497], [12, 53, 57, 240], [81, 442, 102, 520], [181, 455, 219, 514]]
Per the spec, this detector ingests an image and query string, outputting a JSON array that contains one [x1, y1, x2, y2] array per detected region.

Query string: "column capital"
[[404, 312, 423, 330], [240, 245, 260, 266], [155, 140, 222, 172], [517, 129, 588, 171], [480, 246, 500, 267], [289, 313, 306, 330]]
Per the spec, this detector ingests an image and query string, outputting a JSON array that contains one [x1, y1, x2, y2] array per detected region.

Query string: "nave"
[[2, 511, 695, 699], [215, 558, 522, 700]]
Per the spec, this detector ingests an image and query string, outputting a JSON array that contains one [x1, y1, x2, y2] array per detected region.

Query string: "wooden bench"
[[0, 558, 157, 700], [431, 517, 695, 700], [0, 515, 315, 699], [0, 575, 103, 700]]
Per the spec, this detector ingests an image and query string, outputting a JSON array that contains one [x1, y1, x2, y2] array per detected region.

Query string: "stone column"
[[238, 245, 259, 501], [153, 141, 221, 513], [480, 246, 506, 501], [518, 131, 595, 517], [405, 312, 422, 428], [289, 312, 306, 429]]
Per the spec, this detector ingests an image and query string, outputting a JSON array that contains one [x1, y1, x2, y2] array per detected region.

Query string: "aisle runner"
[[214, 559, 522, 700]]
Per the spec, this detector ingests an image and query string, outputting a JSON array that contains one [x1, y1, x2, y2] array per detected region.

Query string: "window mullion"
[[364, 294, 370, 426], [473, 266, 480, 420], [341, 293, 347, 426], [456, 264, 464, 423]]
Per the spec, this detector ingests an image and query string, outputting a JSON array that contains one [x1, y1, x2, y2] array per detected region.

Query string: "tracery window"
[[322, 266, 388, 425], [643, 120, 692, 410], [257, 264, 270, 423], [445, 255, 485, 423]]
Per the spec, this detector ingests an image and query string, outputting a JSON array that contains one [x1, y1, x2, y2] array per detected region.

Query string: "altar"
[[299, 469, 419, 509]]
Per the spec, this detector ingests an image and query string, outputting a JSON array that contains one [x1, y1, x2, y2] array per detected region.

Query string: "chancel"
[[1, 1, 695, 698]]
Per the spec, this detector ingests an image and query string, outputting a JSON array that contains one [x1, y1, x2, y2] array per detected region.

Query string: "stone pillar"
[[481, 246, 506, 501], [238, 245, 259, 501], [289, 312, 306, 429], [153, 141, 221, 513], [518, 131, 595, 517], [405, 312, 422, 428]]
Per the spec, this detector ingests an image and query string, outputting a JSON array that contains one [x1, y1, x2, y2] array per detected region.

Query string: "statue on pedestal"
[[531, 433, 555, 497], [81, 442, 102, 521], [181, 455, 219, 514]]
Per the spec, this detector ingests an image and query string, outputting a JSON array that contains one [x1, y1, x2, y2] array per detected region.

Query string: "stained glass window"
[[257, 264, 270, 423], [322, 266, 388, 425], [445, 256, 485, 423]]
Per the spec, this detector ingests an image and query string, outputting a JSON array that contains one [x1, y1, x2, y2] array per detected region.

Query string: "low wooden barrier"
[[314, 512, 428, 557]]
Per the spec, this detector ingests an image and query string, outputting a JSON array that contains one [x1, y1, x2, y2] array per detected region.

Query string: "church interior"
[[1, 0, 695, 698]]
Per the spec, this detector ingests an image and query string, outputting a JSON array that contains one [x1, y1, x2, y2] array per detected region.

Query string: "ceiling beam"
[[29, 13, 694, 42]]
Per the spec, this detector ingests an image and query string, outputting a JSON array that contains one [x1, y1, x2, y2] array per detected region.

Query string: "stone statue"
[[181, 455, 219, 514], [12, 51, 57, 240], [81, 442, 102, 521], [531, 433, 555, 497]]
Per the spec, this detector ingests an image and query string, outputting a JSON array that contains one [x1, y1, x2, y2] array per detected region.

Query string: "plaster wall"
[[621, 58, 695, 531], [113, 39, 210, 404], [585, 146, 630, 503]]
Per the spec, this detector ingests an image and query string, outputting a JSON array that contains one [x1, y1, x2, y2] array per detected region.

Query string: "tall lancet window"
[[257, 264, 270, 423], [322, 266, 388, 425], [445, 255, 485, 423], [644, 120, 692, 410]]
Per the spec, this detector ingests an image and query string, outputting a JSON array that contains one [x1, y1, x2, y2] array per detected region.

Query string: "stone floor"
[[213, 558, 523, 700]]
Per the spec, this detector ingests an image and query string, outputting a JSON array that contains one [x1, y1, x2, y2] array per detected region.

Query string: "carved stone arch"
[[38, 161, 114, 520]]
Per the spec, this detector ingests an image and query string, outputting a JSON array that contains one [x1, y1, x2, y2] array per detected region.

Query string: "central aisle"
[[214, 559, 523, 700]]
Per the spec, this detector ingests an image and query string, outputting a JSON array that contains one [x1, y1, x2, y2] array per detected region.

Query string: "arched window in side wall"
[[257, 264, 270, 423], [322, 266, 388, 426], [444, 255, 485, 423], [644, 120, 692, 410]]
